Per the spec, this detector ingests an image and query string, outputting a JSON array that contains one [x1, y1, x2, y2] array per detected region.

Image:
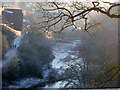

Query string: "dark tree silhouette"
[[36, 1, 120, 33], [35, 1, 120, 87]]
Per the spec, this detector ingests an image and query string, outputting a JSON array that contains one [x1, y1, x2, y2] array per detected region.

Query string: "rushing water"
[[52, 40, 81, 69], [45, 39, 81, 88], [45, 81, 68, 88], [3, 31, 81, 88], [13, 35, 23, 48]]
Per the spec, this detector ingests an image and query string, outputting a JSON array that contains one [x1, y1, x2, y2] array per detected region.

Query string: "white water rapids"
[[45, 39, 81, 88], [3, 32, 81, 88], [52, 40, 81, 69]]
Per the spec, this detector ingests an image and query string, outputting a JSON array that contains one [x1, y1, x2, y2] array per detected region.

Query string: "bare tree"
[[36, 1, 120, 33], [33, 1, 120, 88]]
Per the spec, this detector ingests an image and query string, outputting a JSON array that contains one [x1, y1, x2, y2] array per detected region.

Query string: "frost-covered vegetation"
[[1, 1, 119, 89]]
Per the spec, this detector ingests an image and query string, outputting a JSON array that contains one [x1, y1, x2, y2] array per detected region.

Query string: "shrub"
[[17, 31, 55, 78]]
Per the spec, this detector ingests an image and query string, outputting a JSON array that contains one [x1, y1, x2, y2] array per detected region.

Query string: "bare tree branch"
[[36, 1, 120, 33]]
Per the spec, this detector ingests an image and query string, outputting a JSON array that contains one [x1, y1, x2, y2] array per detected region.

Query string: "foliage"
[[17, 31, 55, 78], [76, 39, 110, 66], [61, 32, 119, 88], [2, 56, 20, 82]]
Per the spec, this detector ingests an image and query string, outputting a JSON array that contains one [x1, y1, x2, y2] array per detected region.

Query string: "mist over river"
[[2, 1, 119, 88], [2, 31, 82, 88]]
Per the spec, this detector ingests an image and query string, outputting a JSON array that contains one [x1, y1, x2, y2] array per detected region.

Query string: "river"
[[2, 32, 81, 88], [45, 39, 81, 88]]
